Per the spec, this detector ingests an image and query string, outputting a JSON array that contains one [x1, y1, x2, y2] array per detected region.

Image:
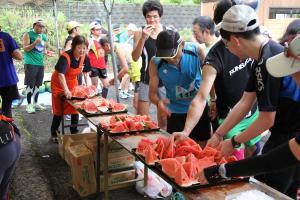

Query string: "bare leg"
[[91, 77, 99, 88]]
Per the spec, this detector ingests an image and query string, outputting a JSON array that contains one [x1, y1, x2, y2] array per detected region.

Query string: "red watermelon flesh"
[[226, 155, 238, 163], [163, 136, 175, 159], [159, 158, 182, 178], [110, 121, 129, 133], [72, 85, 88, 98], [137, 139, 154, 156], [144, 120, 158, 129], [175, 165, 193, 187], [85, 85, 98, 97], [186, 153, 198, 164], [182, 162, 198, 184], [175, 146, 202, 157], [196, 158, 216, 173], [145, 145, 159, 165], [219, 157, 227, 164], [112, 103, 127, 112], [198, 146, 219, 159], [175, 156, 186, 164], [81, 100, 98, 113], [154, 139, 165, 159]]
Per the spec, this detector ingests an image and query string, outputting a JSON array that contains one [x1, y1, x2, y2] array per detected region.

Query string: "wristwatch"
[[231, 135, 241, 149]]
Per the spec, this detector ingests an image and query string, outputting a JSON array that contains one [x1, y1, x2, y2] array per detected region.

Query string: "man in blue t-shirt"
[[0, 29, 23, 117], [149, 30, 211, 146]]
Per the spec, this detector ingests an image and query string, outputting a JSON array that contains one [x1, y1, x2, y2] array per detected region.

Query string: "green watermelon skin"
[[39, 84, 45, 93], [45, 81, 51, 93]]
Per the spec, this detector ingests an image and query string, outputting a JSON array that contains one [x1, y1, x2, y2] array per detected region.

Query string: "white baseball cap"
[[66, 21, 82, 31], [89, 21, 101, 30], [216, 5, 259, 33], [267, 35, 300, 77]]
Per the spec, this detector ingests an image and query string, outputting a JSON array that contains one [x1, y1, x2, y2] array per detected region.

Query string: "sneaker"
[[34, 103, 46, 111], [17, 95, 25, 107], [119, 91, 128, 99], [26, 104, 36, 114], [65, 114, 71, 121]]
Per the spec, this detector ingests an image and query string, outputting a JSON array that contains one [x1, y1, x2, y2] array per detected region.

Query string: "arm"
[[131, 30, 144, 61], [64, 40, 72, 51], [58, 73, 72, 99], [116, 48, 129, 80], [200, 138, 300, 184], [180, 65, 217, 136], [22, 32, 41, 52], [12, 49, 22, 61], [196, 44, 206, 66]]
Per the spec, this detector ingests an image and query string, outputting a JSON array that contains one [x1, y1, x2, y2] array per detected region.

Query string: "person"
[[0, 116, 21, 200], [149, 30, 211, 146], [174, 0, 261, 160], [112, 24, 122, 43], [132, 0, 166, 129], [192, 16, 219, 54], [64, 21, 82, 52], [119, 23, 137, 46], [50, 35, 91, 143], [0, 28, 23, 118], [92, 18, 108, 36], [88, 22, 109, 98], [23, 19, 50, 114], [198, 34, 300, 193], [199, 5, 300, 198]]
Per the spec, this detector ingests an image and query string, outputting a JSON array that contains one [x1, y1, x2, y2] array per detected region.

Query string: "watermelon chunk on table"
[[163, 136, 175, 159], [175, 165, 193, 187], [182, 161, 198, 184], [159, 158, 182, 178], [81, 100, 98, 114], [144, 145, 159, 165], [136, 138, 154, 156]]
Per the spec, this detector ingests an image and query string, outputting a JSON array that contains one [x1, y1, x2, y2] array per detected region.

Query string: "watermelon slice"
[[112, 103, 127, 112], [163, 136, 175, 159], [175, 145, 202, 157], [144, 120, 159, 129], [155, 138, 165, 159], [81, 100, 98, 113], [198, 146, 219, 159], [175, 156, 186, 164], [72, 85, 87, 98], [136, 139, 154, 156], [110, 121, 129, 133], [174, 165, 192, 187], [196, 158, 216, 173], [159, 158, 182, 178], [226, 155, 238, 163], [144, 145, 159, 165], [186, 153, 198, 164], [218, 157, 227, 164], [182, 162, 198, 184], [85, 85, 98, 97]]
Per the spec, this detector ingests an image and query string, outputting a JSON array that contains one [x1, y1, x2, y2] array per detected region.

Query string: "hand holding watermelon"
[[173, 131, 189, 142], [219, 139, 235, 157], [206, 133, 222, 148]]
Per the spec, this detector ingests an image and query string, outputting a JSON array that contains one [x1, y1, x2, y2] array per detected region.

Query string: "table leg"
[[96, 127, 101, 199], [60, 95, 64, 135], [144, 165, 148, 188], [104, 133, 109, 200]]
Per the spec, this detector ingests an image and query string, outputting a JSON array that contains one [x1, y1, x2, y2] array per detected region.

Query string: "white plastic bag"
[[134, 161, 172, 199]]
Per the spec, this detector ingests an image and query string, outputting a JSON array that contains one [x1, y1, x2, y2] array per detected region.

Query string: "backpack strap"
[[182, 49, 198, 57]]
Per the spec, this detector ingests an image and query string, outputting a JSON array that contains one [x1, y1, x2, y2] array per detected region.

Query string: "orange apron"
[[51, 52, 85, 115]]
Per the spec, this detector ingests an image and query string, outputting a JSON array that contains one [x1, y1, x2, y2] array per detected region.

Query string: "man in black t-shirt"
[[64, 21, 82, 51], [208, 5, 300, 198], [174, 0, 261, 159]]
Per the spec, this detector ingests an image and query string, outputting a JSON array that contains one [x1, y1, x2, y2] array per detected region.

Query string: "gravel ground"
[[9, 88, 157, 200]]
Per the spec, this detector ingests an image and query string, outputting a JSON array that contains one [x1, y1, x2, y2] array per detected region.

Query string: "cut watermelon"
[[85, 85, 98, 97], [174, 165, 192, 187], [226, 155, 238, 163], [163, 136, 175, 159], [136, 139, 154, 156], [186, 153, 198, 164], [144, 145, 159, 165], [175, 156, 186, 164], [196, 158, 216, 173], [159, 158, 182, 178], [112, 103, 127, 112], [154, 138, 165, 159], [175, 145, 202, 157], [81, 100, 98, 113], [110, 121, 129, 133], [182, 162, 198, 184]]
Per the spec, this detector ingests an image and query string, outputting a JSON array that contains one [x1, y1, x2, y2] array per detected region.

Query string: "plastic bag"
[[134, 161, 172, 199]]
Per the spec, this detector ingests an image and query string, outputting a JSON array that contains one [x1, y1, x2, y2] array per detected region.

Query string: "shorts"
[[0, 85, 19, 100], [219, 108, 261, 147], [138, 82, 166, 102], [167, 104, 211, 142], [24, 64, 44, 87], [90, 68, 107, 79], [134, 81, 140, 93]]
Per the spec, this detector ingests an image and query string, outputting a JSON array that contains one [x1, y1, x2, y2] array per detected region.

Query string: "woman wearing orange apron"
[[50, 35, 90, 142]]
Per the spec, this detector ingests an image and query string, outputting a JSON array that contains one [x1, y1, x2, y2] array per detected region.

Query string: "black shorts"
[[167, 104, 211, 142], [90, 68, 107, 79], [24, 64, 44, 87], [0, 85, 19, 100]]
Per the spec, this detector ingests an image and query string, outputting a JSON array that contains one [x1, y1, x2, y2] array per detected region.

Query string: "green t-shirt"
[[23, 30, 47, 66]]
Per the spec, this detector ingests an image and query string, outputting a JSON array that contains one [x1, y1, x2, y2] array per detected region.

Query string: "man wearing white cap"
[[197, 35, 300, 196], [64, 21, 82, 51], [88, 22, 109, 98], [205, 5, 300, 198]]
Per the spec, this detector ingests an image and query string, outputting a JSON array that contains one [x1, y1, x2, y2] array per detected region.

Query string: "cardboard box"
[[58, 132, 96, 159], [99, 169, 136, 192], [100, 154, 135, 171], [69, 144, 96, 197], [64, 138, 85, 166]]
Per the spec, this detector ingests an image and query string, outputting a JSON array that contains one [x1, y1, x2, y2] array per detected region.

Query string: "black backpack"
[[0, 115, 20, 146]]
